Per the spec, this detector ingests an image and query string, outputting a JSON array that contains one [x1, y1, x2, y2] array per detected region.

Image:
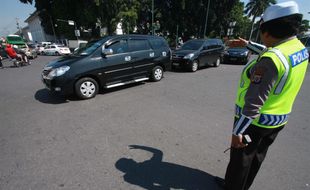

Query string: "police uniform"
[[223, 2, 309, 190]]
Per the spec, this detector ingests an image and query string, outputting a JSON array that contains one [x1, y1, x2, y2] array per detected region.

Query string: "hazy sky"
[[0, 0, 35, 37], [0, 0, 309, 37]]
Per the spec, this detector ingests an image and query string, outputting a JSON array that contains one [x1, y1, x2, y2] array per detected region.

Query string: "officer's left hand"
[[231, 134, 247, 148]]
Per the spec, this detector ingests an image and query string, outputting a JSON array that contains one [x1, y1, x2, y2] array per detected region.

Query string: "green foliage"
[[300, 19, 310, 33], [19, 0, 254, 43]]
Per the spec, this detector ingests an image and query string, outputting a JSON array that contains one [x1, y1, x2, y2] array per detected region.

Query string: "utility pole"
[[16, 18, 22, 37], [152, 0, 154, 35], [203, 0, 211, 38]]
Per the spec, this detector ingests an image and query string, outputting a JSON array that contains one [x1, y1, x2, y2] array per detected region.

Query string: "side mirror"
[[102, 47, 113, 56]]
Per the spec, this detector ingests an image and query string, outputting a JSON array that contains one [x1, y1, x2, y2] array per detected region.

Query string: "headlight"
[[241, 52, 248, 56], [184, 53, 194, 59], [47, 66, 70, 79]]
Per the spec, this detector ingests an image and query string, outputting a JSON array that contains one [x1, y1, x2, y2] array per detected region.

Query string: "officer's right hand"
[[231, 134, 247, 148]]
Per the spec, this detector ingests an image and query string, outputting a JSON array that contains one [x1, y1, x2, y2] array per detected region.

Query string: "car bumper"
[[223, 55, 248, 64], [171, 58, 192, 68], [41, 76, 74, 95]]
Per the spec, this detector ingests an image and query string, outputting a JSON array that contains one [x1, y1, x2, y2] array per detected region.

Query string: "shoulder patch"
[[251, 66, 265, 84], [289, 48, 309, 67]]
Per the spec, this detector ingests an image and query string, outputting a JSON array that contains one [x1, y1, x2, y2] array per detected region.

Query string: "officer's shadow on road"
[[115, 145, 220, 190], [34, 89, 73, 104]]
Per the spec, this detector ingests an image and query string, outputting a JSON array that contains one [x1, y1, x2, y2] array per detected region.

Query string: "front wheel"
[[190, 60, 199, 72], [151, 66, 164, 82], [75, 77, 99, 99], [213, 57, 221, 67]]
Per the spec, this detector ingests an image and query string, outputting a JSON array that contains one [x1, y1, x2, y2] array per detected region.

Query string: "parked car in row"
[[41, 35, 171, 99], [299, 35, 310, 54], [223, 47, 251, 65], [171, 38, 225, 72], [42, 44, 71, 56]]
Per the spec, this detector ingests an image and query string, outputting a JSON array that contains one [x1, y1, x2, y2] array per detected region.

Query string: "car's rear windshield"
[[180, 40, 204, 50]]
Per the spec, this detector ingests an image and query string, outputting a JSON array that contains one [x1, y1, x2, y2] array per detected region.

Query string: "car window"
[[51, 46, 56, 49], [129, 39, 151, 52], [106, 39, 129, 54], [181, 40, 204, 50], [149, 38, 167, 49]]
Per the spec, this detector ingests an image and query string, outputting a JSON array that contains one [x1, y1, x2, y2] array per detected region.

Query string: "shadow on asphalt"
[[34, 89, 73, 104], [34, 82, 146, 104], [115, 145, 221, 190]]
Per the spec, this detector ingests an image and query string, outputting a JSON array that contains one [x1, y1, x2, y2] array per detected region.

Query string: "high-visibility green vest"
[[235, 38, 308, 128]]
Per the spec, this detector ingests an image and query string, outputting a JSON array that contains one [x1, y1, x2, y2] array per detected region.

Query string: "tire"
[[213, 57, 221, 67], [55, 52, 60, 56], [151, 66, 164, 82], [75, 77, 99, 99], [190, 60, 199, 72]]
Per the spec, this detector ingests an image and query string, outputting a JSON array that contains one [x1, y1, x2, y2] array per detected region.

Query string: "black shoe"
[[214, 176, 226, 189]]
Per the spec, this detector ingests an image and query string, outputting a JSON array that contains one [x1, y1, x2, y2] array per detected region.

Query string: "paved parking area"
[[0, 56, 309, 190]]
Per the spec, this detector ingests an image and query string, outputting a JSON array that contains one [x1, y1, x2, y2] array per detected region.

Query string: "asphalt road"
[[0, 55, 309, 190]]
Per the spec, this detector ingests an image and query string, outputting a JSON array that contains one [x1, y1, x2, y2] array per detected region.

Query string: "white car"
[[42, 44, 71, 56]]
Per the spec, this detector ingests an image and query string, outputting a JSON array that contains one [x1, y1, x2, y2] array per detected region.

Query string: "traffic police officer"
[[221, 1, 308, 190]]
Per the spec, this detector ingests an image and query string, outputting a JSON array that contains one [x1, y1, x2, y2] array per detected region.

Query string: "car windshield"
[[180, 40, 204, 50], [74, 37, 109, 56]]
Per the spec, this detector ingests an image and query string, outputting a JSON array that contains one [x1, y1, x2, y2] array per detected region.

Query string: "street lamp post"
[[151, 0, 154, 35], [203, 0, 211, 38], [41, 9, 57, 42], [49, 15, 57, 42]]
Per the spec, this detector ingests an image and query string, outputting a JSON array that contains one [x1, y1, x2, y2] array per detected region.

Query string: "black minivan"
[[172, 39, 224, 72], [41, 35, 171, 99]]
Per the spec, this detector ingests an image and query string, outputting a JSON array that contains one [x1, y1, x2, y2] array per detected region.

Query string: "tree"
[[300, 19, 310, 34], [244, 0, 276, 40]]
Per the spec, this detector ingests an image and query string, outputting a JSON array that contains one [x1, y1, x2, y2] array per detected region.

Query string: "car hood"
[[227, 48, 248, 55], [45, 55, 82, 68], [173, 49, 197, 56]]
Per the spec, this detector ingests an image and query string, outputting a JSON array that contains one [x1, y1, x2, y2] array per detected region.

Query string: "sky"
[[0, 0, 309, 37], [0, 0, 35, 37]]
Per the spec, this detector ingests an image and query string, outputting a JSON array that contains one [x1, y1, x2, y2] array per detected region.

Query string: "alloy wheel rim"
[[80, 81, 96, 97], [216, 58, 220, 66], [154, 69, 163, 80], [192, 62, 198, 71]]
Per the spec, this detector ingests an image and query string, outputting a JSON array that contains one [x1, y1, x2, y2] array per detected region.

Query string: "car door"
[[50, 45, 57, 55], [44, 45, 51, 55], [100, 38, 134, 85], [199, 41, 210, 66], [129, 38, 154, 78], [204, 40, 219, 66]]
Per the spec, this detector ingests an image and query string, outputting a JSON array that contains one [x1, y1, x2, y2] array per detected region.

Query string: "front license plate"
[[173, 62, 179, 66]]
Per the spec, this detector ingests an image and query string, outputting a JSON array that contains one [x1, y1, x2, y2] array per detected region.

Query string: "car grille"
[[172, 54, 184, 58]]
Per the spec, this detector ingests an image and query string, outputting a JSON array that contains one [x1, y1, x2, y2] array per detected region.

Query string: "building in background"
[[24, 11, 53, 43]]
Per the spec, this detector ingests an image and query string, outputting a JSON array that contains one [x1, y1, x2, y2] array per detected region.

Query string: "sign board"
[[68, 20, 75, 26], [75, 30, 80, 37]]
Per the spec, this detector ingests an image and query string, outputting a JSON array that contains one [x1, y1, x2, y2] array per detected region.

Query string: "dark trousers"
[[224, 124, 284, 190]]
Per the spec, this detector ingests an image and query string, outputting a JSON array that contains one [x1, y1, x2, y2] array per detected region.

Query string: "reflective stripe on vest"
[[235, 105, 289, 126], [267, 48, 290, 94]]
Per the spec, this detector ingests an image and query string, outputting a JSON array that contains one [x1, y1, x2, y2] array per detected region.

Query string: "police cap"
[[262, 1, 301, 23]]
